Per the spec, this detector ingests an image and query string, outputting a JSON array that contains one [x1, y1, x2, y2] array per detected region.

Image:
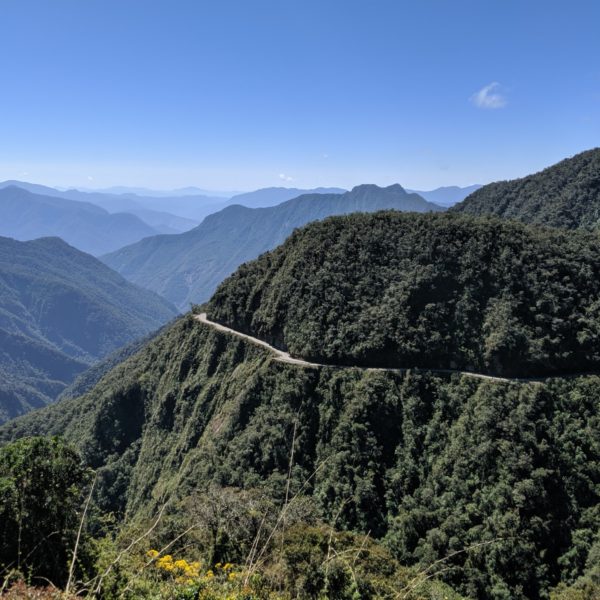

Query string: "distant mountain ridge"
[[102, 184, 443, 309], [226, 186, 347, 208], [407, 184, 482, 206], [0, 181, 202, 234], [0, 185, 159, 255], [81, 185, 238, 198], [452, 148, 600, 229], [0, 235, 177, 423]]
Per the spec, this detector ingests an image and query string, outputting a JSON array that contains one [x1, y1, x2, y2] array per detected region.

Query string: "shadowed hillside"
[[0, 236, 177, 422]]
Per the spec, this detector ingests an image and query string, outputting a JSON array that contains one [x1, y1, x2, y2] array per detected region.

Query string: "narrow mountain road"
[[194, 313, 593, 385]]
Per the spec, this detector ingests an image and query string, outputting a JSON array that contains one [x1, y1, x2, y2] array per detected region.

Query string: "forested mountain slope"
[[0, 185, 160, 255], [2, 212, 599, 598], [1, 314, 598, 600], [0, 236, 177, 422], [208, 211, 600, 378], [102, 184, 442, 309], [452, 148, 600, 229]]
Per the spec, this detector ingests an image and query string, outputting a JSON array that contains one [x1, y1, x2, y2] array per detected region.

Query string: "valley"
[[0, 4, 599, 595], [2, 177, 600, 598]]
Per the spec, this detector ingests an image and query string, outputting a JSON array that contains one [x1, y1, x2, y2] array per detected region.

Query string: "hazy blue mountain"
[[57, 323, 170, 402], [0, 235, 177, 423], [51, 187, 226, 222], [0, 181, 201, 233], [227, 186, 347, 208], [102, 184, 442, 309], [406, 184, 482, 206], [0, 180, 350, 231], [85, 185, 238, 198], [0, 185, 160, 255], [119, 208, 198, 234]]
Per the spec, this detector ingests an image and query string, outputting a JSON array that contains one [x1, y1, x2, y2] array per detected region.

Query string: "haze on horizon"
[[1, 0, 599, 192]]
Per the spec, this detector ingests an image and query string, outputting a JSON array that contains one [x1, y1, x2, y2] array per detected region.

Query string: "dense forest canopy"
[[1, 320, 599, 598], [452, 148, 600, 229], [208, 211, 600, 377]]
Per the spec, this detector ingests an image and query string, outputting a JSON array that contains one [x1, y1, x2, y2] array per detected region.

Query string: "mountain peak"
[[349, 183, 406, 195]]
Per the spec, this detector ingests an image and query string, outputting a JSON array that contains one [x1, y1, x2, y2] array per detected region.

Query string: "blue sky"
[[0, 0, 599, 191]]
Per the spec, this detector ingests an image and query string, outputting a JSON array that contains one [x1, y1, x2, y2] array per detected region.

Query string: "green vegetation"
[[209, 211, 600, 377], [0, 235, 177, 423], [452, 148, 600, 229], [2, 210, 600, 598], [0, 438, 464, 599], [1, 309, 598, 598], [0, 437, 92, 587], [101, 184, 442, 309]]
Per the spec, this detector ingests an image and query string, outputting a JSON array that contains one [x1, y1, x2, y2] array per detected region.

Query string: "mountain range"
[[407, 184, 482, 206], [0, 185, 159, 255], [0, 180, 205, 234], [101, 183, 443, 309], [0, 236, 177, 423], [2, 149, 600, 598], [3, 209, 599, 599]]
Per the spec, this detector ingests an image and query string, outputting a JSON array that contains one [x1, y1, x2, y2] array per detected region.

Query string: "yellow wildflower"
[[174, 559, 189, 571]]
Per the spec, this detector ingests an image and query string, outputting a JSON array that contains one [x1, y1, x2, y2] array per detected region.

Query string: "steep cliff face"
[[2, 313, 599, 599]]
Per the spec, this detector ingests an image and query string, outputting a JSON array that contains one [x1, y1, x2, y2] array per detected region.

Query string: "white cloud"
[[87, 175, 94, 181], [470, 82, 507, 109], [279, 173, 294, 182]]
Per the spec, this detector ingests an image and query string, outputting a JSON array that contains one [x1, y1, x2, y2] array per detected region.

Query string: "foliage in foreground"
[[0, 437, 463, 598], [0, 436, 92, 588]]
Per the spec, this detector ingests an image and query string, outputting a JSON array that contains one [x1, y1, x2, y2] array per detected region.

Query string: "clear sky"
[[1, 0, 599, 191]]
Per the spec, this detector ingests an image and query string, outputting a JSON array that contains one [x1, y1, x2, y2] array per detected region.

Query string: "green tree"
[[0, 436, 92, 587]]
